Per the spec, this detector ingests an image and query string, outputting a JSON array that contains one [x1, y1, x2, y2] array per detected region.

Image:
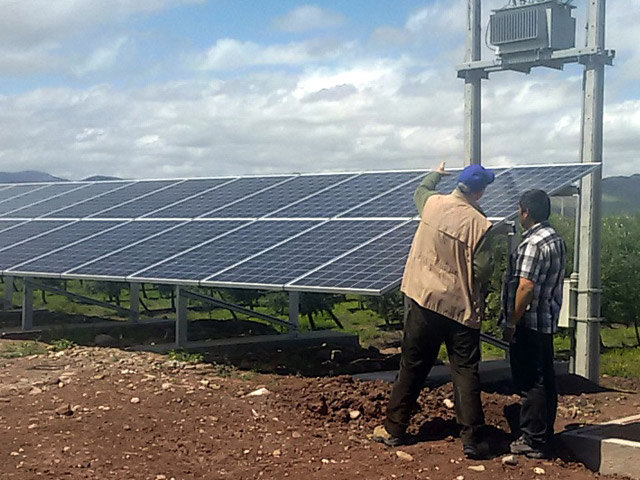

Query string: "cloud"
[[0, 0, 202, 74], [271, 5, 345, 33], [0, 0, 638, 181], [190, 38, 349, 71], [74, 37, 129, 76]]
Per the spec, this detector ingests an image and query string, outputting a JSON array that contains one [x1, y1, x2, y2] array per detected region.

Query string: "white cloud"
[[0, 0, 639, 181], [0, 0, 202, 73], [74, 37, 129, 76], [190, 38, 349, 71], [271, 5, 345, 33]]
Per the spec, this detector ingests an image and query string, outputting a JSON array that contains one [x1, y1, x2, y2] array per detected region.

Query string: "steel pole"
[[575, 0, 606, 382], [464, 0, 482, 166]]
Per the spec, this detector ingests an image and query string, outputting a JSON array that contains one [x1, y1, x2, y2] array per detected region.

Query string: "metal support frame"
[[21, 279, 34, 330], [180, 289, 297, 331], [2, 275, 13, 311], [460, 0, 611, 382], [572, 0, 607, 383], [27, 279, 131, 317], [464, 0, 482, 166], [288, 291, 300, 331], [175, 287, 188, 348], [129, 282, 140, 323]]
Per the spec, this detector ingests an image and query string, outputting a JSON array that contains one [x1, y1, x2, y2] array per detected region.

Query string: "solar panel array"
[[0, 163, 598, 295]]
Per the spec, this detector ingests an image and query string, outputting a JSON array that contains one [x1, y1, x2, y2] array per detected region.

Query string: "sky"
[[0, 0, 637, 180]]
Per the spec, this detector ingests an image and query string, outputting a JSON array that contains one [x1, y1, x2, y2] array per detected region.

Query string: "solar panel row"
[[0, 164, 599, 294]]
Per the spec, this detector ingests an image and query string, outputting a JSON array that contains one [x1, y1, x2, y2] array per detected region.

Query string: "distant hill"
[[602, 174, 640, 215], [0, 170, 66, 183], [82, 175, 123, 181]]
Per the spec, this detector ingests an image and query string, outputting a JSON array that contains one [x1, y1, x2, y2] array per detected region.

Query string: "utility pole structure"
[[464, 0, 483, 167], [457, 0, 614, 382], [574, 0, 607, 382]]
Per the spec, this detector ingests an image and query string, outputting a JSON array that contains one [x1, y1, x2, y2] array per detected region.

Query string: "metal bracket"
[[456, 47, 615, 78], [29, 279, 130, 317], [181, 289, 298, 331]]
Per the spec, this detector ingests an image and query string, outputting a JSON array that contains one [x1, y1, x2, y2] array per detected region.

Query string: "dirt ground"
[[0, 340, 639, 480]]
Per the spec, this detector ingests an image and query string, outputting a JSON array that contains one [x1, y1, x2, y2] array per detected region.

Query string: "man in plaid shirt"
[[500, 189, 566, 459]]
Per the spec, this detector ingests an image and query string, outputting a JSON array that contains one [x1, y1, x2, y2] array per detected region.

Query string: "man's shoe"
[[372, 425, 407, 447], [509, 435, 549, 459], [463, 441, 492, 460]]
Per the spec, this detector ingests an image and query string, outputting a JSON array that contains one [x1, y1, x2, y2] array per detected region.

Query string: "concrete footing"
[[561, 414, 640, 479]]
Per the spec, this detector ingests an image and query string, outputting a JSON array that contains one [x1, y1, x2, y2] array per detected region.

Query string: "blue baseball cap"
[[458, 165, 495, 193]]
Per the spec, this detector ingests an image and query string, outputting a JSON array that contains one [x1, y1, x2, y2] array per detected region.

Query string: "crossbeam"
[[28, 279, 130, 317], [180, 289, 298, 331]]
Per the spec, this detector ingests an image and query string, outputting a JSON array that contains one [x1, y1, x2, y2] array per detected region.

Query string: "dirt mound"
[[1, 340, 638, 479]]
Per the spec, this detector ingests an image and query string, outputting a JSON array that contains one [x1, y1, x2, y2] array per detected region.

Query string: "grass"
[[167, 350, 204, 364], [51, 338, 75, 351], [0, 341, 47, 359]]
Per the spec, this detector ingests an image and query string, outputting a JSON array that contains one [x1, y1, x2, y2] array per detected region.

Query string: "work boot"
[[372, 425, 407, 447], [463, 441, 492, 460], [509, 435, 549, 459]]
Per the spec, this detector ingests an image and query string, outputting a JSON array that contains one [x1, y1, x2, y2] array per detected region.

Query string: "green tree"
[[600, 215, 640, 345]]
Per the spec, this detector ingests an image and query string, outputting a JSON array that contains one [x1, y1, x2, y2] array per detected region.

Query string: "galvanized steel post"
[[464, 0, 482, 166]]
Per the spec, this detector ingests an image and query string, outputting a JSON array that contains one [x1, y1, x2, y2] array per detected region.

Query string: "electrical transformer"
[[490, 0, 576, 63]]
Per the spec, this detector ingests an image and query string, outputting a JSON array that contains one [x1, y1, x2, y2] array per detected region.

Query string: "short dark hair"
[[519, 189, 550, 223]]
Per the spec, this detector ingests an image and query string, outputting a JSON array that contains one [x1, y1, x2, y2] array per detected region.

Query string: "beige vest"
[[401, 191, 492, 329]]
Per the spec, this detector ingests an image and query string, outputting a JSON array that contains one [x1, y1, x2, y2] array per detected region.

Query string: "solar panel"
[[203, 174, 354, 218], [44, 181, 175, 218], [267, 172, 422, 218], [204, 220, 404, 287], [0, 163, 599, 295], [3, 182, 131, 218], [483, 164, 597, 219], [93, 178, 232, 219], [289, 221, 417, 294], [145, 176, 292, 219], [0, 221, 71, 251], [341, 169, 509, 218], [0, 184, 48, 204], [0, 183, 89, 216], [132, 220, 319, 282], [10, 221, 180, 275], [0, 220, 24, 234], [68, 220, 249, 279], [0, 221, 122, 270]]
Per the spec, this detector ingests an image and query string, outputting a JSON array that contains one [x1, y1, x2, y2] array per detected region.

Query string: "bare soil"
[[1, 340, 638, 480]]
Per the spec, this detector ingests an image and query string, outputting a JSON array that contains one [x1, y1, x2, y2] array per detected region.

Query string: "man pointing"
[[373, 162, 495, 460]]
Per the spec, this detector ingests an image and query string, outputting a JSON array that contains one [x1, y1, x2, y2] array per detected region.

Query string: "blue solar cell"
[[145, 176, 293, 219], [0, 184, 89, 216], [341, 169, 508, 218], [44, 181, 175, 218], [0, 221, 71, 251], [5, 182, 130, 218], [0, 184, 48, 203], [70, 220, 248, 278], [483, 164, 597, 219], [290, 221, 417, 293], [11, 221, 178, 274], [94, 178, 231, 219], [0, 221, 121, 270], [268, 172, 421, 218], [0, 220, 23, 233], [203, 174, 354, 218], [206, 220, 403, 287], [133, 220, 318, 281]]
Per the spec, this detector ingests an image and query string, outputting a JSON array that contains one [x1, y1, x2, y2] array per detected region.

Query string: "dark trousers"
[[385, 298, 484, 446], [510, 327, 557, 446]]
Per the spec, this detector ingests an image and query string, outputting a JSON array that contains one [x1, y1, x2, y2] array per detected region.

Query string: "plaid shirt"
[[500, 222, 566, 334]]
